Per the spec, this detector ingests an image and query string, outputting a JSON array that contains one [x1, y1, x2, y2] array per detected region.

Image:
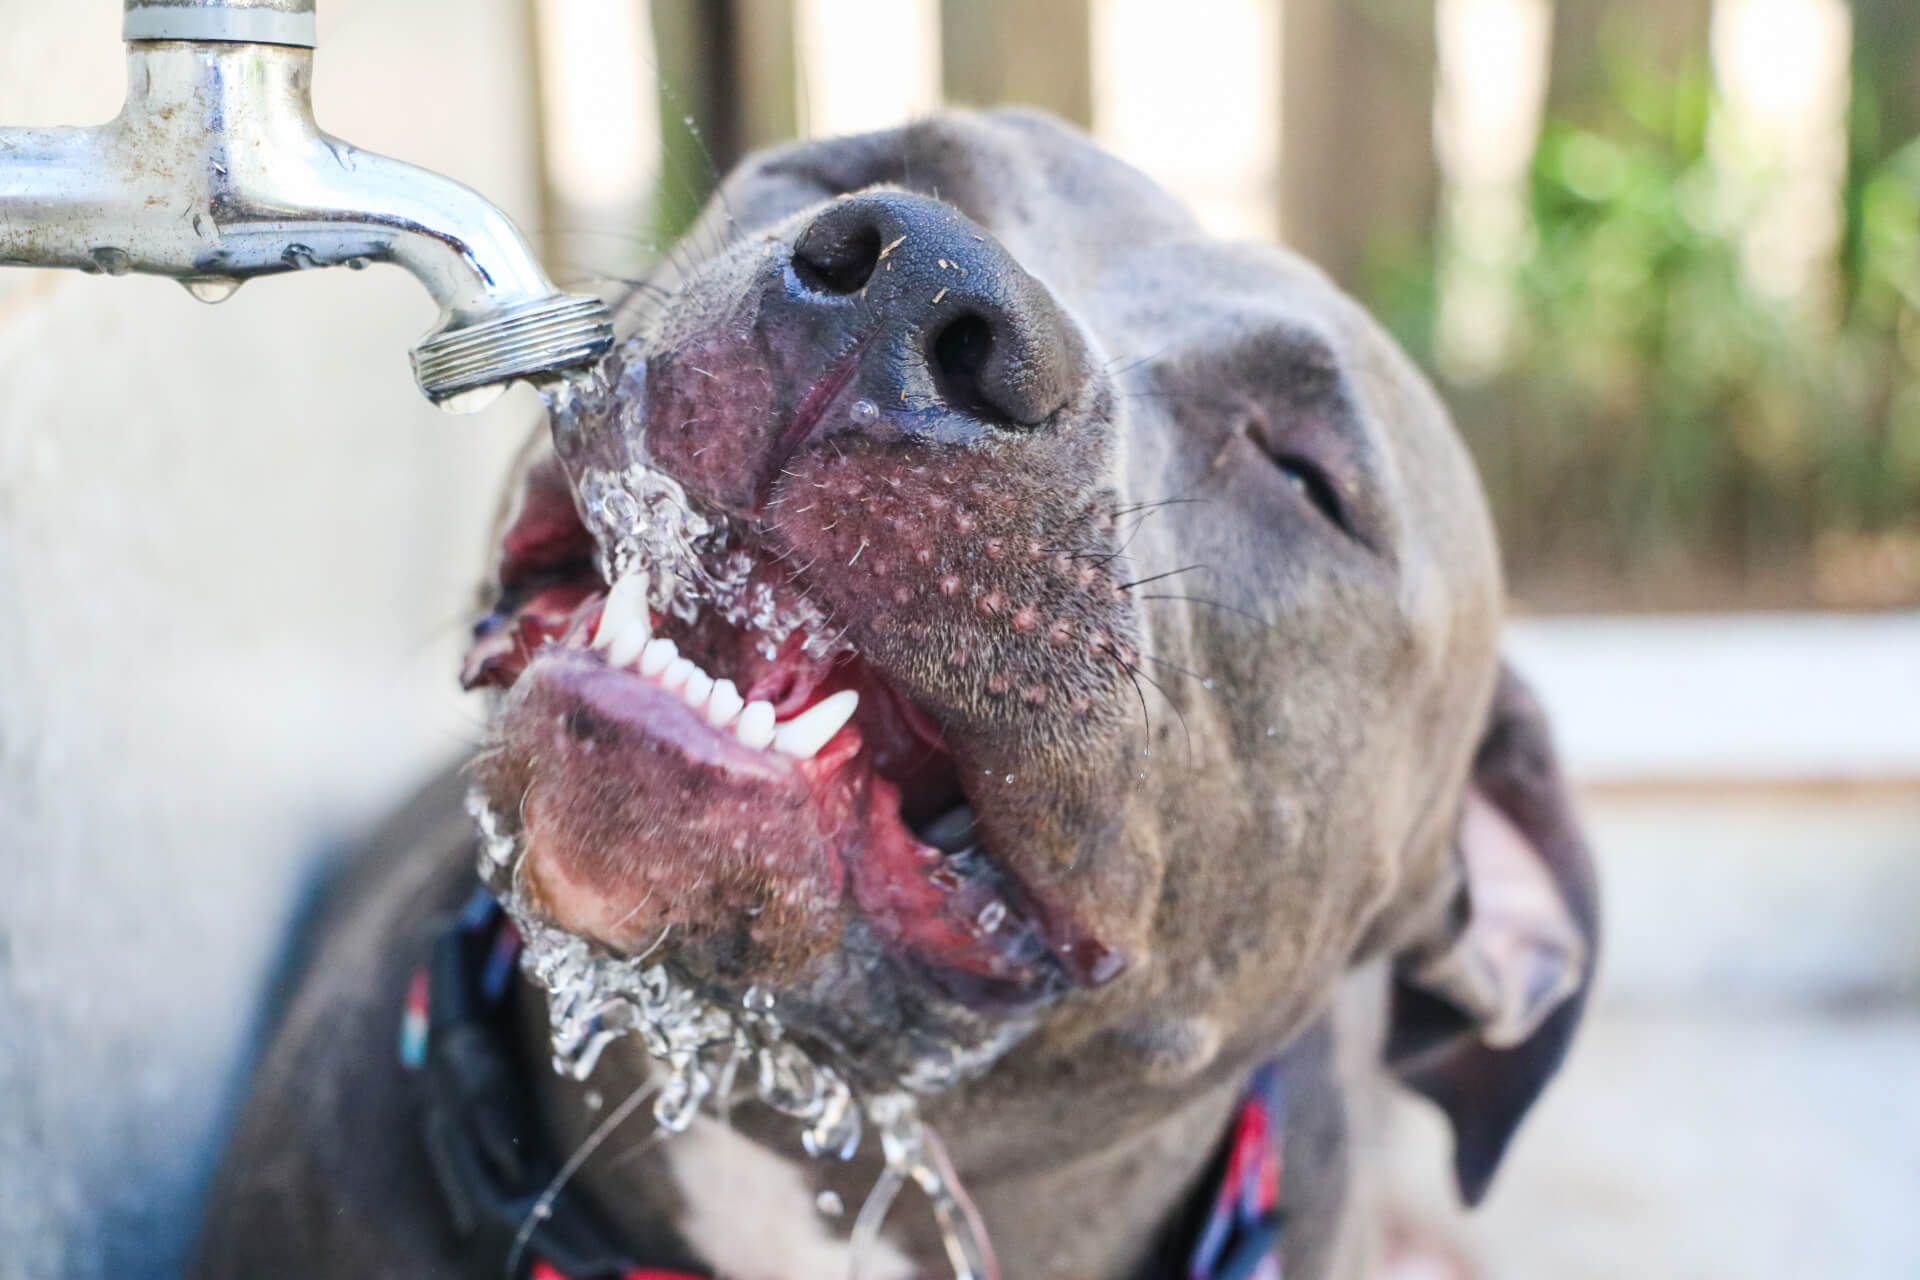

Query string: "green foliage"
[[1376, 57, 1920, 608]]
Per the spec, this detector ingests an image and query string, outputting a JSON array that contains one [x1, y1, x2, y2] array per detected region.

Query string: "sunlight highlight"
[[1090, 0, 1283, 242], [534, 0, 661, 273], [1431, 0, 1553, 381], [1710, 0, 1853, 318], [795, 0, 943, 140]]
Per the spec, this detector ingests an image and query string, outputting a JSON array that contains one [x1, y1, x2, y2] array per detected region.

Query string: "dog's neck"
[[525, 1028, 1264, 1279]]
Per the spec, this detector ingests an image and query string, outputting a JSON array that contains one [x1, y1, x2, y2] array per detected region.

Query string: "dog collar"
[[404, 889, 1286, 1280]]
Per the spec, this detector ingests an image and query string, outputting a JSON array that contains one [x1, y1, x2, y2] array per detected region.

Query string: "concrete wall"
[[0, 4, 548, 1275]]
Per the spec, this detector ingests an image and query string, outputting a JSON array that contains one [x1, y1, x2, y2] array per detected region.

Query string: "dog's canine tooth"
[[661, 657, 696, 693], [772, 690, 860, 759], [683, 667, 715, 711], [706, 678, 745, 728], [596, 573, 652, 665], [638, 637, 677, 678], [735, 700, 776, 749]]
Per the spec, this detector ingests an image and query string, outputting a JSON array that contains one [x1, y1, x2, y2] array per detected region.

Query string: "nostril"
[[792, 219, 882, 295], [931, 312, 1001, 420]]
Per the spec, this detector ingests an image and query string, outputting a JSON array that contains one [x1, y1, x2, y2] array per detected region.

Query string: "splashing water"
[[541, 346, 840, 660], [467, 354, 995, 1277], [472, 784, 993, 1279]]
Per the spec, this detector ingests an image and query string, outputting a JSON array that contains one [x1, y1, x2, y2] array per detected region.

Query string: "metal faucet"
[[0, 0, 614, 410]]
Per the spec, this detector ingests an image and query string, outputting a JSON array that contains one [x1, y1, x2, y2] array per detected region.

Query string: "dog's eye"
[[1270, 453, 1351, 533]]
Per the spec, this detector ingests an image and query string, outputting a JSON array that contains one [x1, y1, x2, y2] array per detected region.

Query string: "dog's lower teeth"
[[706, 678, 744, 727], [735, 700, 777, 749], [771, 689, 860, 759], [638, 636, 676, 676]]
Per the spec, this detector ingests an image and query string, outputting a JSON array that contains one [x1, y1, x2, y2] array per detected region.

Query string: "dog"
[[192, 109, 1597, 1280]]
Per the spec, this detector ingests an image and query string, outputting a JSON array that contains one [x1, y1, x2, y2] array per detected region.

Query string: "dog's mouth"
[[462, 451, 1074, 1015]]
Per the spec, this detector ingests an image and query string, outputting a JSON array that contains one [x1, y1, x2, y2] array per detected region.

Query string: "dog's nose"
[[785, 192, 1083, 430]]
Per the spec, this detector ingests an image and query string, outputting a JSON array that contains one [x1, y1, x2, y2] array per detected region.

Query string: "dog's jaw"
[[465, 290, 1149, 1092], [468, 111, 1514, 1280]]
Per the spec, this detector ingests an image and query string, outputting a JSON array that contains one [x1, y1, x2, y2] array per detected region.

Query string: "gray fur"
[[194, 110, 1597, 1280]]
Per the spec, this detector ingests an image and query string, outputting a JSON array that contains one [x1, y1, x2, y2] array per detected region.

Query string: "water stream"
[[460, 352, 996, 1279]]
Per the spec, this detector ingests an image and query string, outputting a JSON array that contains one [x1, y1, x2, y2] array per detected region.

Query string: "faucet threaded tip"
[[411, 294, 616, 408]]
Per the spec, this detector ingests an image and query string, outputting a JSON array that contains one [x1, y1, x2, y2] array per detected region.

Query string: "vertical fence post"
[[733, 0, 801, 152], [1546, 0, 1711, 128], [1851, 0, 1920, 151], [649, 0, 748, 238], [1281, 0, 1439, 295], [941, 0, 1094, 129]]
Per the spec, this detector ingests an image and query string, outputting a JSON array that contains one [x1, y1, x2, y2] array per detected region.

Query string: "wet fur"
[[193, 111, 1595, 1280]]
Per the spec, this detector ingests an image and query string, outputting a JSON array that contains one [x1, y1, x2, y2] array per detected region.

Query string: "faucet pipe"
[[0, 2, 614, 410]]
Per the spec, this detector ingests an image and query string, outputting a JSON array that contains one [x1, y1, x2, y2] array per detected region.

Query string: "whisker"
[[1117, 564, 1210, 592], [1103, 341, 1174, 380], [1121, 657, 1193, 761], [1137, 651, 1213, 688], [504, 1077, 662, 1278], [1137, 593, 1274, 629], [1108, 496, 1213, 519], [849, 1164, 911, 1280], [605, 1125, 670, 1174], [630, 923, 673, 965]]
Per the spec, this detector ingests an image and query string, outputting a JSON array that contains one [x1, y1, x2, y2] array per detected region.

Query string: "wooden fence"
[[527, 0, 1920, 611]]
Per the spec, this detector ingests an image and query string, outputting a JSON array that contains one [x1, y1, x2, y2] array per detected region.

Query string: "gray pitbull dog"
[[195, 110, 1597, 1280]]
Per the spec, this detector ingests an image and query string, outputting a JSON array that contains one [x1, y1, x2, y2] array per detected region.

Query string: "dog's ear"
[[1385, 663, 1600, 1206]]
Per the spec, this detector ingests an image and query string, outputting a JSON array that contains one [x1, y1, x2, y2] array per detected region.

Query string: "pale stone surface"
[[1583, 786, 1920, 1004], [1506, 613, 1920, 783], [1383, 1006, 1920, 1280], [0, 3, 547, 1274], [1380, 785, 1920, 1280]]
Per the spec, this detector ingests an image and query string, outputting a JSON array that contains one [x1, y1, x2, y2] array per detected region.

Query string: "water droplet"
[[815, 1189, 844, 1217], [89, 247, 131, 276], [583, 1089, 603, 1111], [653, 1059, 710, 1132], [1202, 678, 1217, 690], [281, 243, 321, 270], [974, 901, 1007, 934], [1003, 775, 1014, 785], [1265, 726, 1278, 738], [802, 1074, 861, 1159], [345, 256, 371, 271], [849, 398, 879, 427], [757, 1041, 823, 1116], [742, 986, 775, 1013], [180, 275, 243, 304], [439, 383, 509, 415]]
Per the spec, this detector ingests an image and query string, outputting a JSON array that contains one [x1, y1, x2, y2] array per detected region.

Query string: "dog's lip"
[[467, 358, 1137, 995], [472, 575, 1099, 1001]]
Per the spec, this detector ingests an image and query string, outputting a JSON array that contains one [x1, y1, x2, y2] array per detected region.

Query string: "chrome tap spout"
[[0, 2, 613, 409]]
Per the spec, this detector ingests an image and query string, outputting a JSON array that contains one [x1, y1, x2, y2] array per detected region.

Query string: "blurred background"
[[1, 1, 1915, 1277]]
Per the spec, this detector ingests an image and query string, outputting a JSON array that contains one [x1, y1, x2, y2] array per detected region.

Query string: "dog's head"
[[465, 110, 1596, 1201]]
